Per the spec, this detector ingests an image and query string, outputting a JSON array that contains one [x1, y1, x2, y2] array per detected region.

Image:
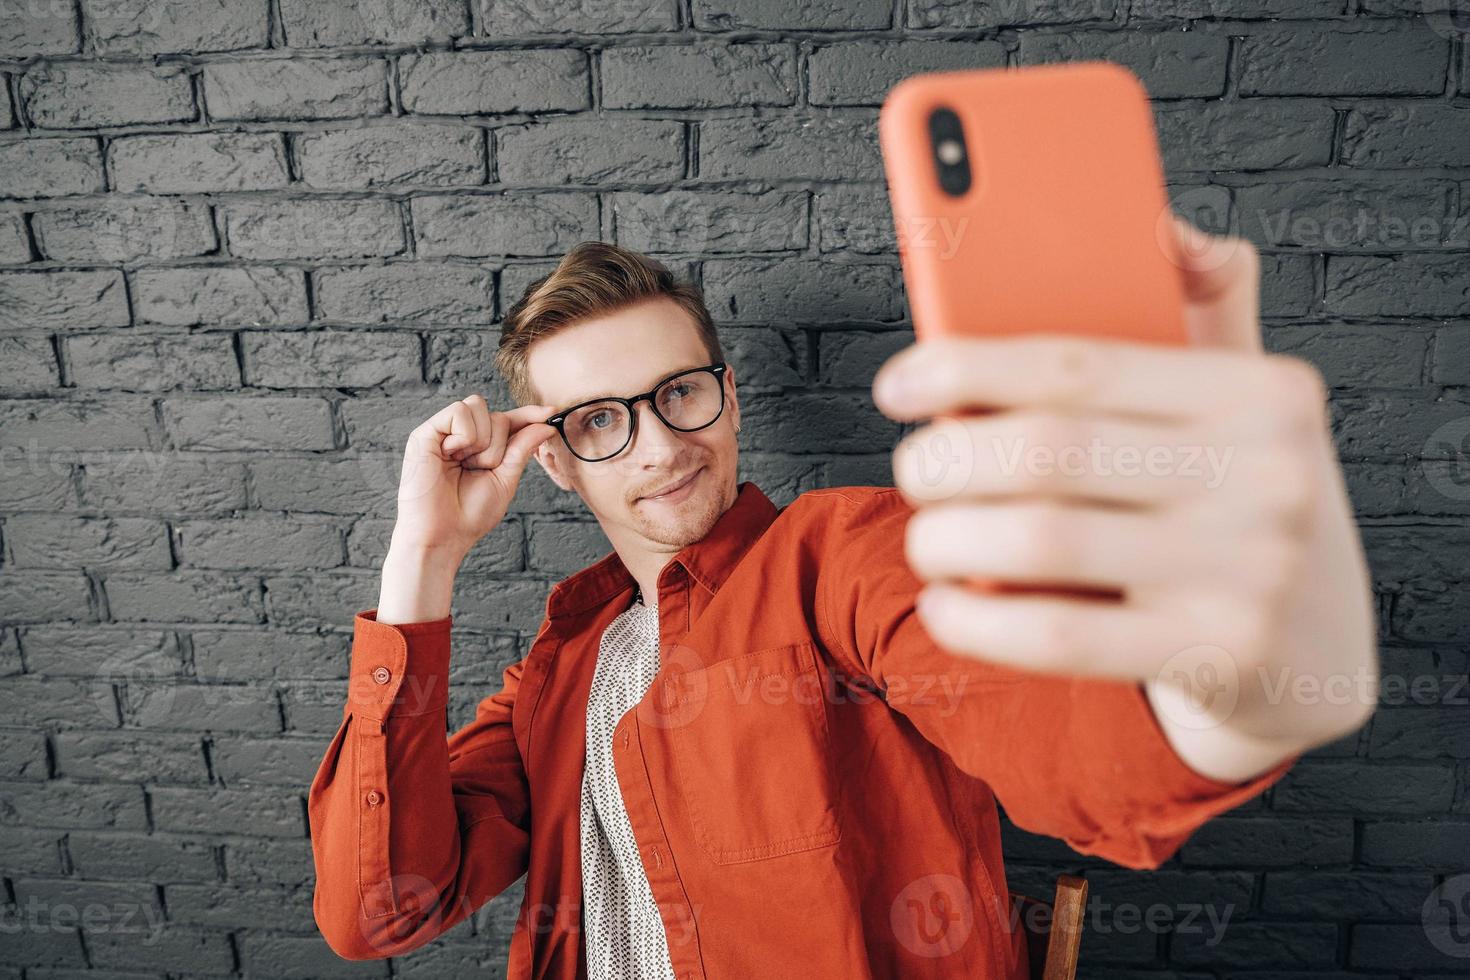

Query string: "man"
[[307, 217, 1377, 979]]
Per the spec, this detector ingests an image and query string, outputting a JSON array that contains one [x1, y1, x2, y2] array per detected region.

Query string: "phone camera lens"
[[928, 107, 971, 196]]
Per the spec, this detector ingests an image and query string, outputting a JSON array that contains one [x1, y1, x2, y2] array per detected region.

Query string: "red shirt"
[[308, 481, 1296, 978]]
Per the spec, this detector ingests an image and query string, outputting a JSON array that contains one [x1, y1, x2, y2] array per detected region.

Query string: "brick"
[[109, 132, 289, 193], [1172, 922, 1337, 969], [122, 681, 282, 731], [1017, 30, 1228, 99], [702, 256, 902, 322], [411, 193, 596, 257], [250, 457, 397, 516], [23, 624, 182, 676], [0, 211, 28, 263], [1368, 706, 1470, 759], [1352, 922, 1470, 970], [203, 58, 388, 121], [65, 333, 241, 391], [87, 925, 235, 974], [221, 198, 405, 260], [1342, 103, 1470, 168], [602, 43, 797, 109], [907, 0, 1120, 29], [1361, 818, 1470, 868], [280, 0, 468, 46], [1275, 761, 1456, 813], [330, 393, 457, 450], [814, 186, 895, 254], [314, 263, 493, 322], [483, 0, 676, 32], [0, 731, 47, 780], [496, 116, 683, 184], [132, 266, 308, 325], [818, 329, 908, 386], [0, 676, 118, 728], [20, 64, 196, 129], [1326, 254, 1470, 317], [53, 732, 207, 783], [1266, 324, 1427, 389], [1179, 817, 1355, 867], [611, 190, 807, 253], [33, 200, 218, 263], [0, 571, 93, 622], [84, 0, 269, 55], [0, 271, 128, 330], [102, 570, 266, 623], [1236, 178, 1454, 251], [0, 336, 58, 389], [0, 396, 157, 449], [192, 627, 347, 682], [209, 736, 325, 784], [400, 50, 590, 115], [0, 138, 105, 199], [166, 881, 313, 930], [1333, 392, 1470, 459], [0, 828, 65, 876], [1155, 100, 1335, 171], [67, 831, 218, 881], [239, 932, 394, 977], [1239, 27, 1449, 96], [80, 455, 248, 514], [694, 0, 890, 29], [739, 391, 896, 452], [1259, 252, 1318, 317], [1132, 0, 1342, 13], [1433, 323, 1470, 384], [174, 516, 343, 569], [222, 837, 315, 885], [6, 514, 171, 569], [811, 40, 1005, 106], [241, 329, 420, 388], [161, 395, 336, 450], [296, 124, 485, 189], [0, 781, 147, 830], [699, 113, 881, 181], [0, 0, 81, 56], [1263, 870, 1434, 919]]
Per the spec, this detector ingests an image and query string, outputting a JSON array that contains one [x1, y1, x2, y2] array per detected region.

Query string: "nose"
[[628, 399, 684, 457]]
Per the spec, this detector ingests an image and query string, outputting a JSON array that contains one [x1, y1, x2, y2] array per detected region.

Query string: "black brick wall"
[[1, 0, 1466, 976]]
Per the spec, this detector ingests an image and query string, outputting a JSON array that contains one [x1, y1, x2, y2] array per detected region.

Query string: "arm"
[[812, 488, 1296, 871], [307, 546, 534, 959]]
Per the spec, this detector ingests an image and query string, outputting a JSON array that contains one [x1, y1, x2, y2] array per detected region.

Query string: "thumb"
[[1168, 213, 1264, 354]]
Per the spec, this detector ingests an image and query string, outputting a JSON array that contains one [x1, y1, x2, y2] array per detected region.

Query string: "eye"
[[666, 381, 692, 399]]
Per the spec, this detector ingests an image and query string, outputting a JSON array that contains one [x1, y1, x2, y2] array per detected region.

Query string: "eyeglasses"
[[544, 362, 729, 462]]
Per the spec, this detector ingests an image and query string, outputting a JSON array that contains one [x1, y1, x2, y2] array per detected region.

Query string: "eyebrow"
[[560, 363, 706, 409]]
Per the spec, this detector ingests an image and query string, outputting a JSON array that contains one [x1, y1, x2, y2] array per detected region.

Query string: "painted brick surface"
[[0, 3, 1464, 974]]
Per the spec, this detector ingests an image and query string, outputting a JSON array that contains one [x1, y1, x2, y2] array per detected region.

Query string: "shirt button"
[[371, 666, 391, 685], [365, 790, 382, 806]]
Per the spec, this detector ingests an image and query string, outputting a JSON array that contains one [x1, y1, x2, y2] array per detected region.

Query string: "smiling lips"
[[642, 467, 701, 501]]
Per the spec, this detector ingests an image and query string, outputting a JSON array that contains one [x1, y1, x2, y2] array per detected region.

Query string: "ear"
[[725, 363, 740, 433], [534, 440, 574, 493]]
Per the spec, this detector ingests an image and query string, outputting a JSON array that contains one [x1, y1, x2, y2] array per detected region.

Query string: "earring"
[[735, 422, 741, 433]]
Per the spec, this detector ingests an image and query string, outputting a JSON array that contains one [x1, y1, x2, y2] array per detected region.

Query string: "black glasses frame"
[[544, 361, 729, 462]]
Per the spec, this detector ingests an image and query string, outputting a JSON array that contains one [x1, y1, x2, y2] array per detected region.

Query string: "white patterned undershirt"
[[579, 586, 679, 980]]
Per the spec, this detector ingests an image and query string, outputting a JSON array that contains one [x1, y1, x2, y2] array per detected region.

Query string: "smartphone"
[[878, 60, 1187, 346], [879, 61, 1187, 601]]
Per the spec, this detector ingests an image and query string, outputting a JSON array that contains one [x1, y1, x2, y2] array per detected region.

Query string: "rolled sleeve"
[[346, 608, 452, 723]]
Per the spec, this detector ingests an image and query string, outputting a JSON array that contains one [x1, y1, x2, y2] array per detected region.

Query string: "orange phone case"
[[879, 60, 1187, 345], [879, 62, 1187, 601]]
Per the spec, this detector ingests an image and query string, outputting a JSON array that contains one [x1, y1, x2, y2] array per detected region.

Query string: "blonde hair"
[[496, 241, 724, 407]]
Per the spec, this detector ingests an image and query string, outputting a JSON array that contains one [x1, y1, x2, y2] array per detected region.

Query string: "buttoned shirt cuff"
[[1061, 678, 1299, 869], [346, 607, 453, 723]]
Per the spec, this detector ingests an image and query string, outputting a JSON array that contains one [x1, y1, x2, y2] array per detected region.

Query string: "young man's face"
[[527, 297, 741, 551]]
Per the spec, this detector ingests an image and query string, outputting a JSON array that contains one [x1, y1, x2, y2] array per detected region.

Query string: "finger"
[[913, 582, 1264, 684], [463, 405, 555, 470], [473, 416, 558, 483], [872, 333, 1279, 424], [465, 411, 509, 469], [454, 395, 495, 459], [905, 500, 1301, 596], [425, 399, 478, 457], [892, 409, 1222, 508], [1170, 215, 1264, 354]]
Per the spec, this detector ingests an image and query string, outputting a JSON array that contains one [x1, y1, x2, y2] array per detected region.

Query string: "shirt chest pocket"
[[664, 640, 843, 865]]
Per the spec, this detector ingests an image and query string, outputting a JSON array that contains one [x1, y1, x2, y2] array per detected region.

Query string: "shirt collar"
[[545, 480, 779, 620]]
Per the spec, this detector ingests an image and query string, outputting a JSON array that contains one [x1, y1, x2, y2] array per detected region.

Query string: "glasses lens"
[[565, 401, 631, 460], [562, 368, 724, 461], [656, 369, 722, 430]]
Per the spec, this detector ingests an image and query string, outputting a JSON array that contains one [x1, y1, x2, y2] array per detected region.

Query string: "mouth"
[[640, 467, 703, 502]]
